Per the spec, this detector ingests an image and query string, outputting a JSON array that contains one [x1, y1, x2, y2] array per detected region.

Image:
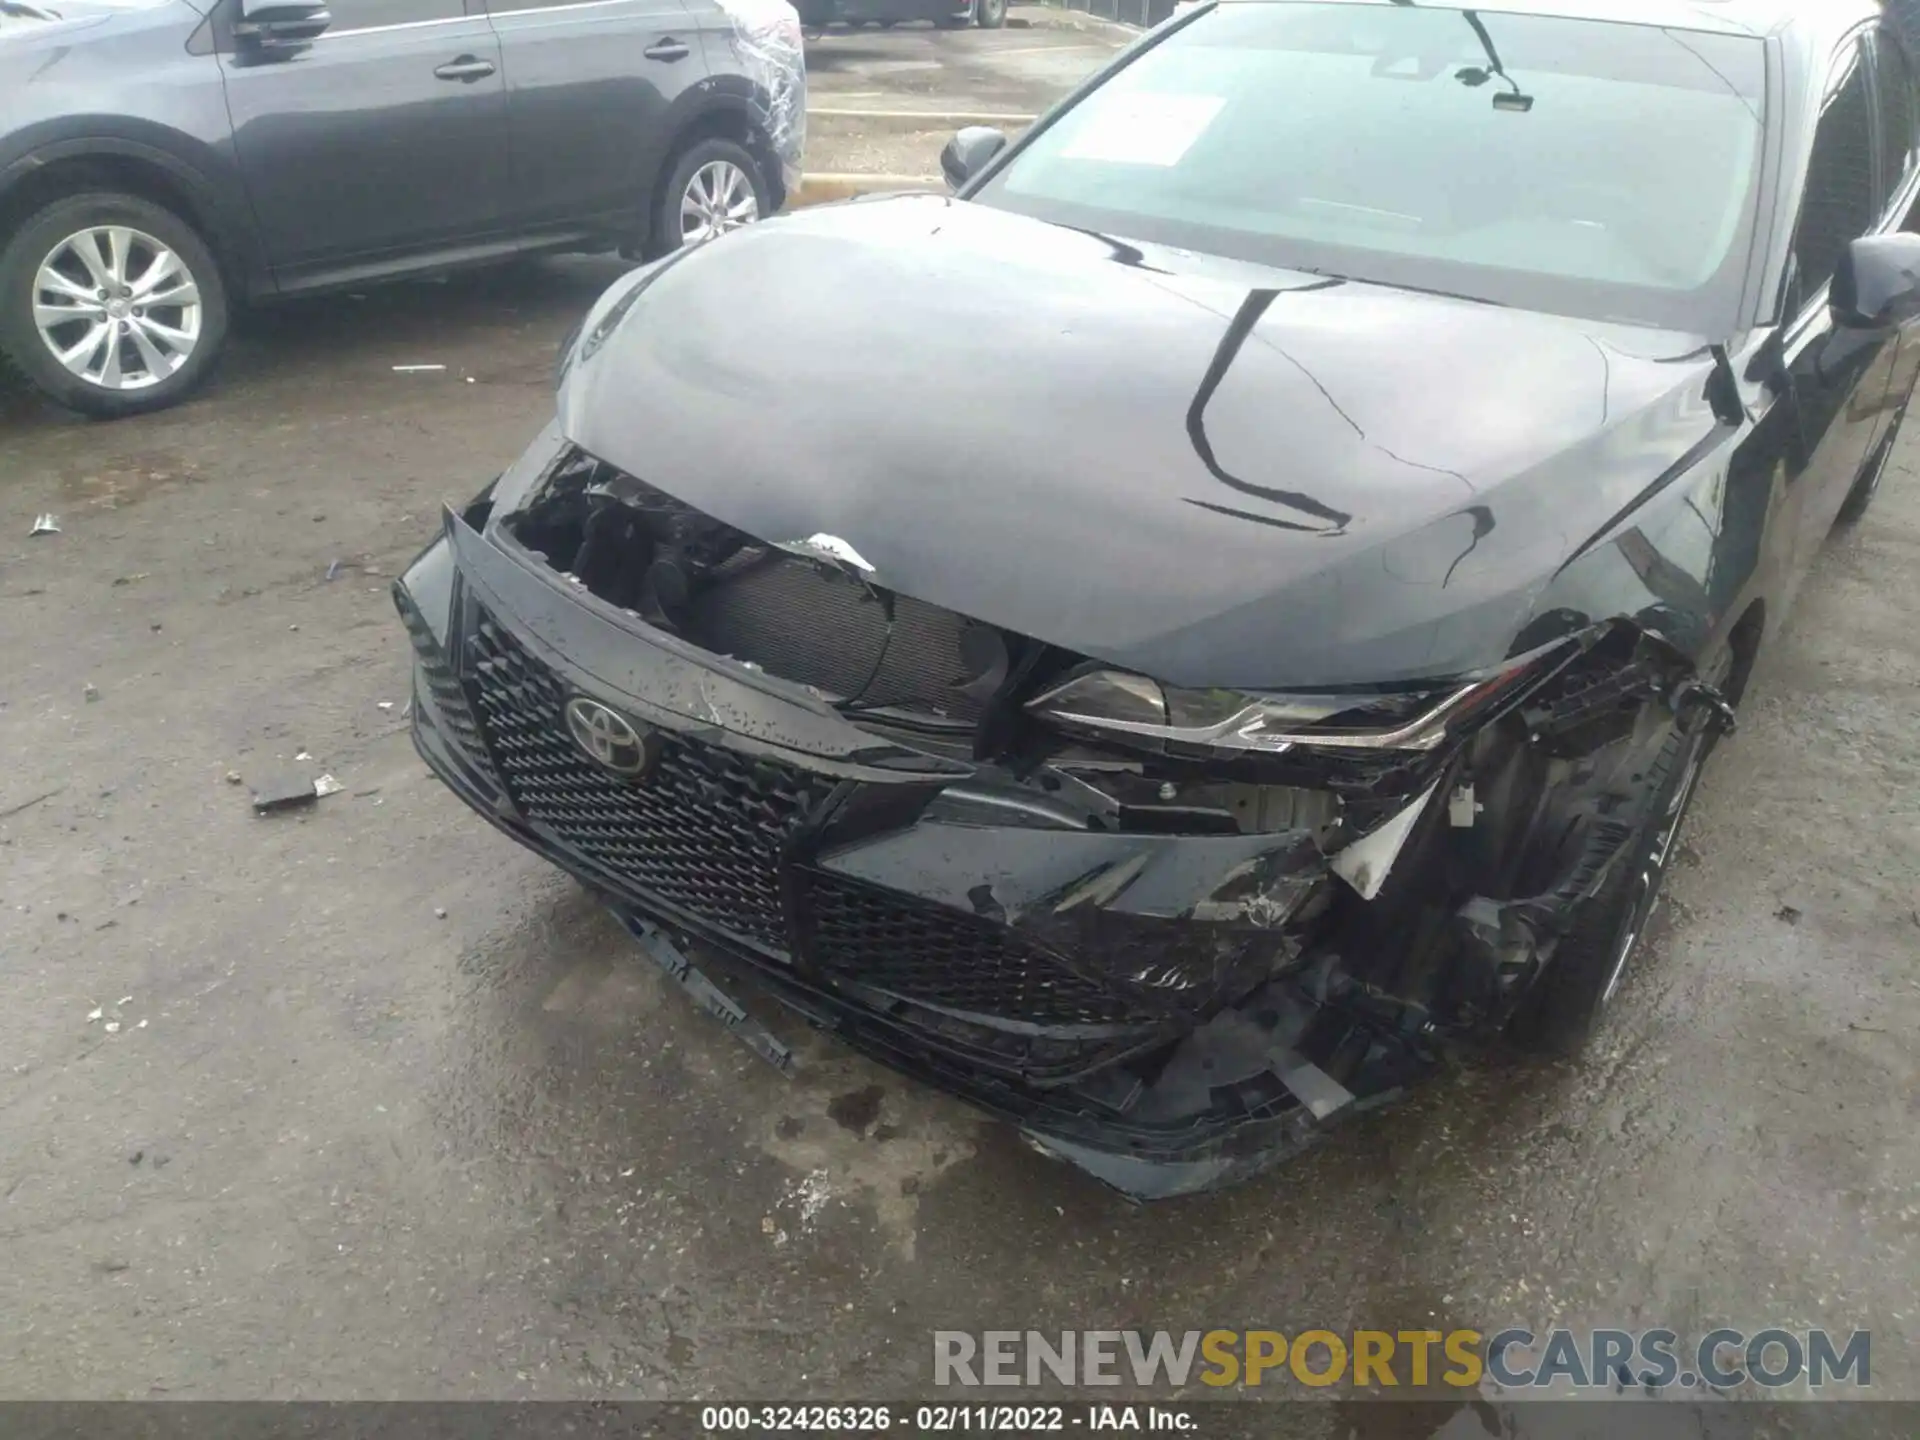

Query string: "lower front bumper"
[[413, 696, 1433, 1200], [400, 520, 1439, 1200]]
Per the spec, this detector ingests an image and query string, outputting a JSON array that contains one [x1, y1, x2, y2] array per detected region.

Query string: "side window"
[[325, 0, 464, 28], [1791, 43, 1877, 308], [1873, 31, 1920, 206]]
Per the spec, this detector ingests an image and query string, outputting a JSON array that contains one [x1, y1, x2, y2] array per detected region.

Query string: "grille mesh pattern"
[[803, 871, 1158, 1028], [398, 591, 496, 786], [465, 614, 835, 949]]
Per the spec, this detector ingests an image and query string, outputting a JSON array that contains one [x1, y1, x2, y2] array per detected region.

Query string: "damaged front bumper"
[[397, 474, 1725, 1201]]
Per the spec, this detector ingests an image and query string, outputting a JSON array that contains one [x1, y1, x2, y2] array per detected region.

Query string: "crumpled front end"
[[396, 434, 1729, 1201]]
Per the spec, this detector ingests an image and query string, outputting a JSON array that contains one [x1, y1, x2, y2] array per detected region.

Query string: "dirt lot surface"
[[0, 15, 1916, 1422]]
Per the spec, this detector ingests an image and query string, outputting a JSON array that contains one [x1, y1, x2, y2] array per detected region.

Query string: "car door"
[[1773, 32, 1898, 581], [1865, 23, 1920, 430], [482, 0, 709, 230], [220, 0, 513, 289]]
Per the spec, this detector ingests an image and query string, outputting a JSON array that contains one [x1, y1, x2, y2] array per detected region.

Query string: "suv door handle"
[[643, 37, 691, 61], [434, 55, 497, 81]]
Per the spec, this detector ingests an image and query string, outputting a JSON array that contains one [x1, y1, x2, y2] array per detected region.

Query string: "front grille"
[[802, 870, 1159, 1028], [396, 585, 497, 787], [464, 612, 836, 950]]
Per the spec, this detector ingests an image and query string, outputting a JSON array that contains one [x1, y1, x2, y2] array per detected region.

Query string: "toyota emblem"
[[564, 696, 659, 778]]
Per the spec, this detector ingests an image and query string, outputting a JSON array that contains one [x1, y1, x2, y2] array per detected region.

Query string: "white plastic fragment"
[[1448, 784, 1483, 828], [313, 775, 344, 797], [392, 364, 446, 373], [377, 701, 394, 712], [87, 1007, 103, 1022], [30, 513, 60, 536], [295, 751, 312, 762], [104, 1022, 121, 1034], [1331, 782, 1438, 901]]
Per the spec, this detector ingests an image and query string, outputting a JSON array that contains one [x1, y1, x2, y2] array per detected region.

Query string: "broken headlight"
[[1028, 655, 1562, 755]]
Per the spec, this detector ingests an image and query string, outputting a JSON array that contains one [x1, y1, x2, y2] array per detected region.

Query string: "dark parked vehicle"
[[795, 0, 1002, 32], [0, 0, 804, 416], [399, 0, 1920, 1198]]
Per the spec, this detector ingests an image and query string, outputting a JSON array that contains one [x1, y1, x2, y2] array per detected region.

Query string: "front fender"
[[0, 126, 268, 295]]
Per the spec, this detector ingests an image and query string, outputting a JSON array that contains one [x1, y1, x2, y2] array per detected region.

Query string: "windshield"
[[974, 2, 1767, 331]]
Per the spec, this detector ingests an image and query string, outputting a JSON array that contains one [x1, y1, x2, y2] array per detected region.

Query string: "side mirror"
[[940, 126, 1008, 192], [234, 0, 331, 51], [1831, 232, 1920, 330]]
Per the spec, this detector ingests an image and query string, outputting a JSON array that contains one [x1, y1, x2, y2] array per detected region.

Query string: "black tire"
[[975, 0, 1007, 26], [652, 138, 771, 257], [0, 190, 228, 419], [1836, 405, 1902, 526], [1507, 720, 1714, 1057]]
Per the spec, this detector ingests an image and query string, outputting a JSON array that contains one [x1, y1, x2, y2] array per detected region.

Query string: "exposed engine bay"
[[406, 445, 1741, 1197]]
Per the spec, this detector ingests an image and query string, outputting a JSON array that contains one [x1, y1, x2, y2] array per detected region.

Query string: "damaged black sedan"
[[398, 0, 1920, 1198]]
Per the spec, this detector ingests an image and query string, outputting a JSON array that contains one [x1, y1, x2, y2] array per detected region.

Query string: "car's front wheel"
[[658, 139, 770, 253], [1507, 711, 1718, 1057], [975, 0, 1007, 27], [0, 191, 228, 418]]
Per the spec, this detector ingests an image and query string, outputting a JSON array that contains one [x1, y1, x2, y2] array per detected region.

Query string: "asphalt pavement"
[[0, 15, 1916, 1419]]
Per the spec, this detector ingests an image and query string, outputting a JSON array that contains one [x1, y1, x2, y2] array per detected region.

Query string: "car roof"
[[1213, 0, 1881, 48]]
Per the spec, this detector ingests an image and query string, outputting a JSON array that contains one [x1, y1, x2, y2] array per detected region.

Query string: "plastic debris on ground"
[[30, 514, 60, 536], [313, 774, 344, 798], [251, 771, 320, 813], [392, 364, 446, 374]]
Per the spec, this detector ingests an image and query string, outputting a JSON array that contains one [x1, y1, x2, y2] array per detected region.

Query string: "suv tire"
[[656, 139, 770, 254], [0, 190, 228, 419]]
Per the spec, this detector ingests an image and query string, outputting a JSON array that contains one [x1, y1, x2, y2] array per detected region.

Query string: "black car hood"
[[560, 195, 1726, 690]]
